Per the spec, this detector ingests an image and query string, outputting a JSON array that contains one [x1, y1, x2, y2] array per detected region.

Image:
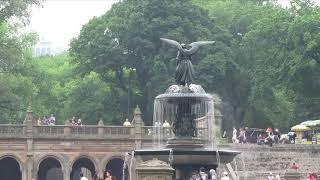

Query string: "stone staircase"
[[219, 144, 320, 179]]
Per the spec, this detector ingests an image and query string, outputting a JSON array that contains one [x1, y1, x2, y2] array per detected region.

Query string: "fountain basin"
[[134, 148, 240, 165]]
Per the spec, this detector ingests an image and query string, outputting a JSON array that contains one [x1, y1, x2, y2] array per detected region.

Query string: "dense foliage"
[[0, 0, 40, 123], [1, 0, 319, 131]]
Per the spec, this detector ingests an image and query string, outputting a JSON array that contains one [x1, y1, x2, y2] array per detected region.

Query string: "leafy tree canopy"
[[70, 0, 227, 124]]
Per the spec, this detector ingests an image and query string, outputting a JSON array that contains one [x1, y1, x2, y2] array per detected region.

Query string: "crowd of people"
[[36, 114, 85, 126], [37, 114, 56, 125], [67, 116, 83, 126], [265, 162, 318, 180], [231, 127, 285, 147], [80, 170, 116, 180], [189, 167, 230, 180]]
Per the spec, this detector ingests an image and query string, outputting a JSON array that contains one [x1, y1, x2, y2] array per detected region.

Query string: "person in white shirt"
[[199, 167, 208, 180], [267, 172, 274, 180], [80, 172, 88, 180], [209, 169, 217, 180], [221, 171, 230, 180], [232, 127, 238, 143], [49, 114, 55, 125]]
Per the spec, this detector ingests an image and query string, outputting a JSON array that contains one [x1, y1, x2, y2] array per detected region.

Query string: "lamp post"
[[127, 68, 136, 119]]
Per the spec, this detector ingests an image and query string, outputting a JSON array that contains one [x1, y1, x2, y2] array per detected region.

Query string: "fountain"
[[132, 38, 240, 180]]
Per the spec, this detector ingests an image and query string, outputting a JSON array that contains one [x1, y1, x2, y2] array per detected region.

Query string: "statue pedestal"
[[283, 170, 301, 180], [136, 158, 174, 180], [166, 137, 205, 149]]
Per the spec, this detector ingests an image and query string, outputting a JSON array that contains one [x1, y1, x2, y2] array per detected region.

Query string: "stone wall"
[[223, 144, 320, 180]]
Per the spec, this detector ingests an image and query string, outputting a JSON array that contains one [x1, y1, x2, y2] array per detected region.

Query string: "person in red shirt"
[[290, 162, 298, 171]]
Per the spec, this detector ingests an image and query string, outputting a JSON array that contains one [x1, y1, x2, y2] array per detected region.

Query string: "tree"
[[70, 0, 226, 124], [0, 23, 37, 123], [240, 1, 320, 130], [0, 0, 41, 24], [0, 0, 40, 123]]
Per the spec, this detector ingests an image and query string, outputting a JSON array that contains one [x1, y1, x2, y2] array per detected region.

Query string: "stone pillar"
[[63, 166, 70, 180], [214, 110, 223, 140], [136, 158, 174, 180], [64, 120, 71, 136], [26, 105, 34, 139], [21, 165, 27, 180], [27, 156, 35, 180], [97, 119, 105, 136], [25, 105, 35, 180], [133, 105, 144, 149]]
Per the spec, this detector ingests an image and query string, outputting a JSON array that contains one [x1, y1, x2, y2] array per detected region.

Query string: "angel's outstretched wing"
[[184, 41, 215, 55], [160, 38, 183, 51]]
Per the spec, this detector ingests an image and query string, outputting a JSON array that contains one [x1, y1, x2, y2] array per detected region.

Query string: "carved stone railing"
[[197, 127, 208, 139], [101, 126, 133, 139], [0, 124, 26, 138], [0, 123, 208, 141], [142, 126, 154, 139], [33, 125, 133, 139], [141, 126, 208, 140], [34, 125, 65, 138]]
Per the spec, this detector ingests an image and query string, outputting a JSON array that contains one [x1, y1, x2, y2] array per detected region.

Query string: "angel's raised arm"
[[184, 41, 215, 55], [160, 38, 183, 51]]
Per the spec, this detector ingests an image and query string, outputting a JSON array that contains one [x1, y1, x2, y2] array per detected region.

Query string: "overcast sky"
[[27, 0, 118, 49], [27, 0, 317, 50]]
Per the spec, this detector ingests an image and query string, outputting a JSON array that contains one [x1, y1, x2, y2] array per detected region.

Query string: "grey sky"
[[28, 0, 118, 49], [27, 0, 318, 50]]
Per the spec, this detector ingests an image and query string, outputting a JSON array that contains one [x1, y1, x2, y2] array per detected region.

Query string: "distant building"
[[32, 38, 65, 57]]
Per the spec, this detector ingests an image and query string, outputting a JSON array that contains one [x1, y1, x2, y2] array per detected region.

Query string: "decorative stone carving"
[[136, 158, 174, 180]]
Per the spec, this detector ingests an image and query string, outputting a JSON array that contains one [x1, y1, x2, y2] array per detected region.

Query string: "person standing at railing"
[[49, 114, 56, 125], [232, 127, 238, 143], [77, 119, 82, 126], [42, 116, 47, 125], [37, 118, 42, 125]]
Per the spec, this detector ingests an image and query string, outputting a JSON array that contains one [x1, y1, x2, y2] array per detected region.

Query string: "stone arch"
[[69, 154, 99, 180], [35, 154, 66, 180], [0, 154, 23, 180], [101, 154, 125, 169], [102, 155, 127, 180], [35, 154, 67, 171], [0, 154, 23, 171]]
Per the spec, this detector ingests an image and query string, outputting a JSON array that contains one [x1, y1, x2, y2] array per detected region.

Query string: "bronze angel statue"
[[160, 38, 215, 86]]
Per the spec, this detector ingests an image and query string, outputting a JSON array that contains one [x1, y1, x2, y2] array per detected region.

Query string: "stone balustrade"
[[32, 125, 134, 139], [0, 124, 26, 138], [0, 124, 210, 141]]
